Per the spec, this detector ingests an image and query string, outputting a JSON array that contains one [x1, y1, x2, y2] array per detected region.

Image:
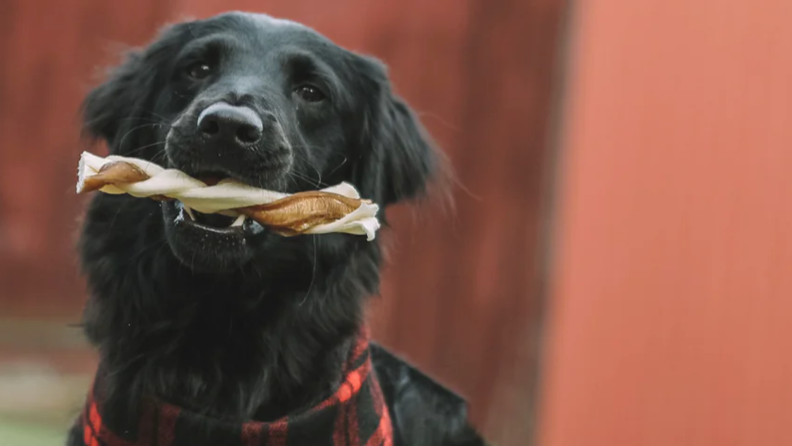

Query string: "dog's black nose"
[[197, 103, 263, 145]]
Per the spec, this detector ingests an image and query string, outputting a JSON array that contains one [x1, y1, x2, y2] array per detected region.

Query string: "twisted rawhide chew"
[[76, 152, 380, 240]]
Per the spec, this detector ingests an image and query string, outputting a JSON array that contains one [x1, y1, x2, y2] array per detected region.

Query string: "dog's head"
[[82, 12, 436, 272]]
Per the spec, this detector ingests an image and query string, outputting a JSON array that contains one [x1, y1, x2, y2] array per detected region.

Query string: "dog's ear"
[[82, 51, 146, 146], [352, 56, 437, 207], [82, 25, 183, 153]]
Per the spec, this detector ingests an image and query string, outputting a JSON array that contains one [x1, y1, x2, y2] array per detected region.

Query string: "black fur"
[[70, 11, 482, 446]]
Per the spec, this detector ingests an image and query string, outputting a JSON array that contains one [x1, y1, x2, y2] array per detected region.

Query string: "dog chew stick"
[[75, 152, 380, 240], [79, 161, 150, 193], [237, 192, 368, 237]]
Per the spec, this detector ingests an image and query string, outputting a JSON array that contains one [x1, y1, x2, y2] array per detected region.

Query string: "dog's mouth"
[[176, 201, 259, 234], [195, 172, 225, 186], [174, 171, 263, 233], [162, 171, 273, 271]]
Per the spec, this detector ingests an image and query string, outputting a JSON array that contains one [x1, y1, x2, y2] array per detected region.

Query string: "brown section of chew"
[[79, 160, 367, 235], [237, 192, 363, 236], [80, 161, 149, 193]]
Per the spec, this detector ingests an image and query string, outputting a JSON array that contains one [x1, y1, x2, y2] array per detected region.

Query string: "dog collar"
[[80, 333, 392, 446]]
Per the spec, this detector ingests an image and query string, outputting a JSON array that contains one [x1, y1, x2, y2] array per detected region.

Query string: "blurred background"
[[0, 0, 790, 445]]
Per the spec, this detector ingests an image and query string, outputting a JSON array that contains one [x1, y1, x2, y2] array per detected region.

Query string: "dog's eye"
[[294, 85, 326, 103], [187, 63, 212, 80]]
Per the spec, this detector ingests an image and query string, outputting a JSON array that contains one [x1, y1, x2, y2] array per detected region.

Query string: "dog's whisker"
[[285, 173, 302, 190], [133, 106, 171, 123], [291, 172, 329, 189], [327, 156, 348, 176], [289, 152, 324, 186], [117, 123, 167, 151], [284, 165, 331, 189], [285, 171, 320, 188], [124, 140, 168, 157]]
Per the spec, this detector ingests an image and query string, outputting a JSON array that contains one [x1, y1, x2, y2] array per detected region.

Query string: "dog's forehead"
[[198, 12, 338, 52], [246, 13, 303, 30]]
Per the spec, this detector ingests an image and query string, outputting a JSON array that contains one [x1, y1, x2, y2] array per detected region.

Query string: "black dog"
[[68, 11, 486, 446]]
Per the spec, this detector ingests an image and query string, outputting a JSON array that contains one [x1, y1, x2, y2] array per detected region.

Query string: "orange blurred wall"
[[538, 1, 792, 445]]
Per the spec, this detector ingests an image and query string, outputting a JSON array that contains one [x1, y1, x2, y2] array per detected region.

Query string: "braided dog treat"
[[76, 152, 380, 240]]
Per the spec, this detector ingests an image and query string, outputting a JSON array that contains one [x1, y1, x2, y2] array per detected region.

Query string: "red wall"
[[0, 0, 173, 313], [539, 1, 792, 445]]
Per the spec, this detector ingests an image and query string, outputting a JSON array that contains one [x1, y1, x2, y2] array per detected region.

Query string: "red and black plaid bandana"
[[80, 333, 393, 446]]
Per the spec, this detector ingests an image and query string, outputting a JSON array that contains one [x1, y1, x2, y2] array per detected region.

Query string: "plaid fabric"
[[80, 333, 393, 446]]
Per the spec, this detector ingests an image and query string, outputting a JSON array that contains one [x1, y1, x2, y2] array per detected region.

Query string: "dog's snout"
[[167, 100, 293, 185], [197, 103, 263, 145]]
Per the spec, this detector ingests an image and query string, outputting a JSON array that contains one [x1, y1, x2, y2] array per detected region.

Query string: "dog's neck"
[[94, 304, 354, 423], [79, 197, 382, 425]]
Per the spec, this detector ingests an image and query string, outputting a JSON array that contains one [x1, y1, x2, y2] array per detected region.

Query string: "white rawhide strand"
[[76, 151, 381, 241]]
